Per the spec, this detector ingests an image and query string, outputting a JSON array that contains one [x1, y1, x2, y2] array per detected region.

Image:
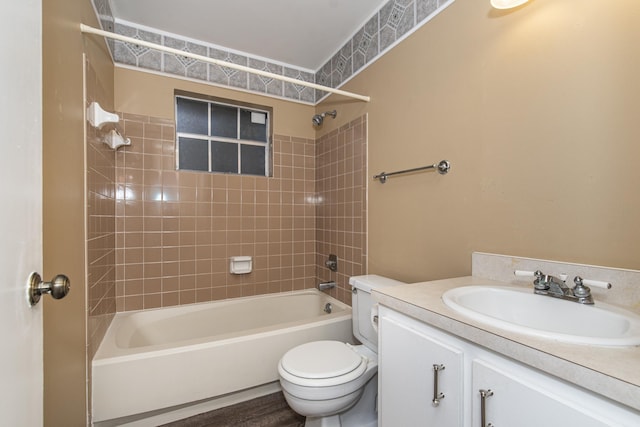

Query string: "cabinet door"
[[472, 358, 633, 427], [379, 311, 464, 427]]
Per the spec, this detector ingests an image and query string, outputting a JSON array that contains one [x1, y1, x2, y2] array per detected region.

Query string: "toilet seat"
[[279, 341, 368, 387]]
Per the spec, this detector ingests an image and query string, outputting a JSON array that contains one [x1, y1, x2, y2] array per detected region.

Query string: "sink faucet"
[[318, 281, 336, 291], [532, 271, 575, 298], [515, 270, 612, 305]]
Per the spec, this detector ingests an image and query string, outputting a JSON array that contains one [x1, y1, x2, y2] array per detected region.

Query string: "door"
[[472, 358, 636, 427], [378, 308, 464, 427], [0, 0, 43, 425]]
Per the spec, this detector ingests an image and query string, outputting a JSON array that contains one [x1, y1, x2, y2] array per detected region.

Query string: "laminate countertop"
[[373, 276, 640, 412]]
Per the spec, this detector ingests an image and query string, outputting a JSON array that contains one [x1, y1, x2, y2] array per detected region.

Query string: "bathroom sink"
[[442, 286, 640, 346]]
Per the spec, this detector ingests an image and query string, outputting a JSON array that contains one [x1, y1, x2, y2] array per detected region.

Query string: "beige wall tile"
[[114, 113, 360, 311]]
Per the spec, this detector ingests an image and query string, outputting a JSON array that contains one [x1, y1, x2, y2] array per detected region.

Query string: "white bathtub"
[[92, 289, 353, 423]]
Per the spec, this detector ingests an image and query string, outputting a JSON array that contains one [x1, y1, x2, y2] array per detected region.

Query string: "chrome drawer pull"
[[432, 364, 446, 407], [479, 389, 494, 427]]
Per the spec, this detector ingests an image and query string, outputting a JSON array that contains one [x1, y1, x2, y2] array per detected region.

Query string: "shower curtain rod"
[[80, 24, 371, 103]]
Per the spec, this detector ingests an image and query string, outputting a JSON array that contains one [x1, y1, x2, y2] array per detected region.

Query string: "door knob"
[[27, 272, 71, 306]]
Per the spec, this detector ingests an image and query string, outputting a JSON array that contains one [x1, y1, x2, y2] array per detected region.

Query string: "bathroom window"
[[175, 91, 272, 176]]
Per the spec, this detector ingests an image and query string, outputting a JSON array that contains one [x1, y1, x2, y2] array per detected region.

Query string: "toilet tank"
[[349, 275, 405, 350]]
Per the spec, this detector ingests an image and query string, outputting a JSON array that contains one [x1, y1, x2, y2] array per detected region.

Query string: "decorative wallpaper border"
[[91, 0, 115, 54], [92, 0, 454, 104], [112, 22, 317, 104]]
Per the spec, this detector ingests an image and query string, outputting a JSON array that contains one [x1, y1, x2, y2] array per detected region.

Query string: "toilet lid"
[[280, 341, 364, 379]]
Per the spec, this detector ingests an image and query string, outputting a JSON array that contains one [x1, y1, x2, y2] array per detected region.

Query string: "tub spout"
[[318, 281, 336, 291]]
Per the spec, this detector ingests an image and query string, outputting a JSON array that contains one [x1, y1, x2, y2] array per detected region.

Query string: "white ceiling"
[[109, 0, 388, 71]]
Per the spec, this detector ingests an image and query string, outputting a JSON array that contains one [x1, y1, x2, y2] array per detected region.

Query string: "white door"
[[378, 308, 464, 427], [0, 0, 43, 425], [472, 359, 638, 427]]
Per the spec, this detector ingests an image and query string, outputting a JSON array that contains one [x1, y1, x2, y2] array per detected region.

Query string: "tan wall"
[[114, 67, 315, 139], [317, 0, 640, 282], [43, 0, 114, 425]]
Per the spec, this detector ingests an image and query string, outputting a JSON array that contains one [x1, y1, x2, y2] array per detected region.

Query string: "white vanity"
[[374, 253, 640, 426]]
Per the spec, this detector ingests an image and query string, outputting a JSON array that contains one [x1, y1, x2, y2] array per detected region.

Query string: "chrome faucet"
[[532, 271, 575, 298], [318, 281, 336, 291], [325, 254, 338, 272], [516, 270, 612, 305]]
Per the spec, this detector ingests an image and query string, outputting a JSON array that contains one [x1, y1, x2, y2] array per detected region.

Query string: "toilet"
[[278, 275, 404, 427]]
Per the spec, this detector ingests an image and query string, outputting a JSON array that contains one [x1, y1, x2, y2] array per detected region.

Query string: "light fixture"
[[491, 0, 529, 9]]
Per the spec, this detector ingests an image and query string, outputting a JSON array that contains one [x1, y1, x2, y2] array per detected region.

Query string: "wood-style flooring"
[[160, 392, 305, 427]]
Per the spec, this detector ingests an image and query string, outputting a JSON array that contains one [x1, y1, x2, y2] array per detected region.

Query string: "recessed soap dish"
[[230, 256, 252, 274]]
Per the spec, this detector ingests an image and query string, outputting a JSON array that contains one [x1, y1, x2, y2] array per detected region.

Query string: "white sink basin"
[[442, 286, 640, 347]]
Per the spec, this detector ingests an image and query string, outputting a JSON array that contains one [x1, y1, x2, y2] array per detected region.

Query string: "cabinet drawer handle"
[[479, 389, 494, 427], [432, 364, 445, 407]]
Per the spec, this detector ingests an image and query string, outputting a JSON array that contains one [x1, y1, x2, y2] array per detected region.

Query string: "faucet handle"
[[572, 276, 610, 305], [325, 254, 338, 272], [515, 270, 550, 290], [513, 270, 551, 291], [574, 276, 612, 290], [572, 276, 591, 298], [514, 270, 537, 277]]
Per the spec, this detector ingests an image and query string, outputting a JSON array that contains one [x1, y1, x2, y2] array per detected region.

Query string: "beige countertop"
[[373, 276, 640, 412]]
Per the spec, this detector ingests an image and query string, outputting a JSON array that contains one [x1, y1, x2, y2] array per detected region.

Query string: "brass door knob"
[[27, 272, 70, 306]]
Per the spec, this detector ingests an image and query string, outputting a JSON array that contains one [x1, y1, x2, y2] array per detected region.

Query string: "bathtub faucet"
[[318, 281, 336, 291]]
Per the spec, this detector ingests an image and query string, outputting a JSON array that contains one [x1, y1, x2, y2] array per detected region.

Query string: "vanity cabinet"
[[378, 310, 464, 426], [472, 358, 623, 427], [378, 306, 640, 427]]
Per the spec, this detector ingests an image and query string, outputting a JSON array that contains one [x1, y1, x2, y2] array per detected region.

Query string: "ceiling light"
[[491, 0, 529, 9]]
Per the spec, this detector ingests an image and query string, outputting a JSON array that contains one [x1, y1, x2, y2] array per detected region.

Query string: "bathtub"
[[92, 289, 353, 423]]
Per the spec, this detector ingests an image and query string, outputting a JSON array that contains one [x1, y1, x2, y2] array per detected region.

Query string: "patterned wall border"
[[91, 0, 115, 53], [92, 0, 453, 105], [112, 21, 317, 104]]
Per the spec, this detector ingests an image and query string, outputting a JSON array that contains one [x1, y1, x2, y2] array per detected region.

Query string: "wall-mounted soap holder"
[[103, 129, 131, 150], [86, 102, 131, 150], [87, 101, 119, 129]]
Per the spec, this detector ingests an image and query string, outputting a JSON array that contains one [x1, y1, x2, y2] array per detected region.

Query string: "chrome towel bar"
[[373, 160, 450, 183]]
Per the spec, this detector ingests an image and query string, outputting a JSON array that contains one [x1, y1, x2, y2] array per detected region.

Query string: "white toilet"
[[278, 275, 404, 427]]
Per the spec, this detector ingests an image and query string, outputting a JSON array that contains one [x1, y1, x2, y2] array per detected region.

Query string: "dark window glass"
[[239, 109, 267, 142], [176, 98, 208, 134], [241, 144, 266, 176], [210, 104, 238, 138], [178, 137, 209, 171], [176, 94, 271, 176], [211, 140, 238, 173]]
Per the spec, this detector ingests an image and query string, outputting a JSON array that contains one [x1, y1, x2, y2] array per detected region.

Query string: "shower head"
[[312, 110, 337, 126]]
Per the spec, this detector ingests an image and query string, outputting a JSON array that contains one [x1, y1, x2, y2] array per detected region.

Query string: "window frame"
[[174, 90, 273, 176]]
